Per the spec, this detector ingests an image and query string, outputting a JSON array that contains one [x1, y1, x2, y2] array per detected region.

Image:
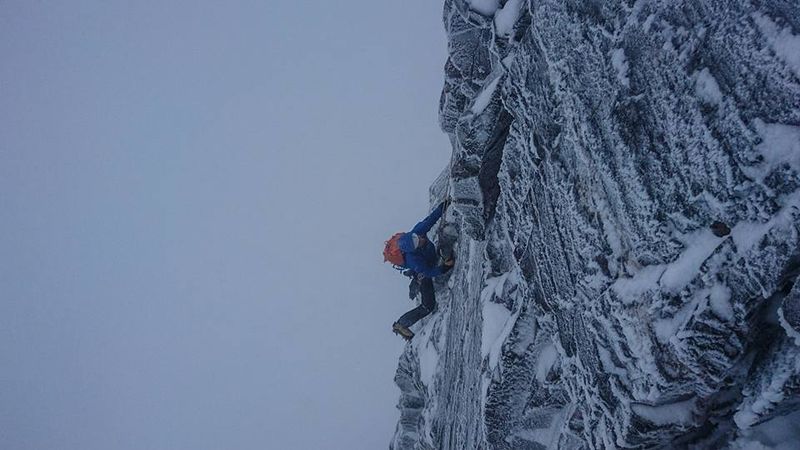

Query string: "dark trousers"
[[397, 278, 436, 328]]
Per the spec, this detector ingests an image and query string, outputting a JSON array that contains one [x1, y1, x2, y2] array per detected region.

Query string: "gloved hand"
[[441, 258, 455, 273]]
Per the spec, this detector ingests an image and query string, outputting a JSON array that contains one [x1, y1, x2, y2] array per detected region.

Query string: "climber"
[[383, 200, 455, 340]]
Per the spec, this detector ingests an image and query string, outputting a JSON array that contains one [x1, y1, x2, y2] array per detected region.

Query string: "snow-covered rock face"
[[390, 0, 800, 448]]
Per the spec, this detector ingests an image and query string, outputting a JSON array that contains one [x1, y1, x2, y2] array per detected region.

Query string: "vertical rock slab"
[[391, 0, 800, 448]]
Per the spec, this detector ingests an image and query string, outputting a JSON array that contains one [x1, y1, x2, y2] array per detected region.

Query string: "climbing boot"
[[392, 322, 414, 341]]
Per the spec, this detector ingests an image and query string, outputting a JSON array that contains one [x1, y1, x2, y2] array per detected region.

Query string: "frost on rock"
[[391, 0, 800, 448], [779, 278, 800, 346], [610, 48, 631, 88]]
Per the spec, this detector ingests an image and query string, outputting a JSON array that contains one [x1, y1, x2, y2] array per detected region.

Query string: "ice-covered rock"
[[780, 279, 800, 346], [391, 0, 800, 448]]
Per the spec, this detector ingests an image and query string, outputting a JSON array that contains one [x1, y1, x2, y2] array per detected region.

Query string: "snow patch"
[[731, 189, 800, 257], [734, 352, 800, 429], [481, 300, 512, 369], [612, 265, 665, 304], [659, 229, 721, 293], [596, 343, 628, 378], [728, 410, 800, 450], [480, 273, 517, 369], [481, 273, 510, 302], [471, 76, 501, 115], [654, 297, 699, 344], [753, 12, 800, 79], [730, 220, 772, 256], [694, 68, 722, 105], [466, 0, 500, 16], [535, 343, 558, 383], [631, 397, 696, 426], [612, 229, 723, 305], [709, 283, 733, 321], [751, 119, 800, 180], [610, 48, 630, 87], [494, 0, 524, 37], [417, 339, 439, 389], [653, 318, 679, 345]]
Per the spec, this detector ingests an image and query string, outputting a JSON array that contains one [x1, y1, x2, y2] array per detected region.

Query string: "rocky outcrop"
[[391, 0, 800, 448]]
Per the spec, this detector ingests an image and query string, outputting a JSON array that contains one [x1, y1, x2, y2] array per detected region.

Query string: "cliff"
[[391, 0, 800, 448]]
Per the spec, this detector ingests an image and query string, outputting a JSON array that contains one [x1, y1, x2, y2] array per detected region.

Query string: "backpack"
[[383, 232, 405, 266]]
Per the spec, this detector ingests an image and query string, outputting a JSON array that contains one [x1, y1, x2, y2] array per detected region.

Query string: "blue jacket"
[[398, 204, 446, 278]]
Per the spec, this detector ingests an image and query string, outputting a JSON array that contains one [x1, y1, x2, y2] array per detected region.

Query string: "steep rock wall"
[[391, 0, 800, 448]]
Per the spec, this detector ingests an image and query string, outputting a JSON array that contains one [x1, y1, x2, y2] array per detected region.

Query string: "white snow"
[[481, 301, 512, 359], [615, 319, 662, 394], [652, 279, 733, 344], [610, 48, 630, 88], [612, 265, 665, 304], [494, 0, 524, 37], [730, 220, 773, 256], [753, 12, 800, 79], [631, 397, 696, 426], [413, 318, 443, 389], [734, 352, 800, 429], [466, 0, 500, 16], [596, 343, 628, 378], [733, 336, 800, 432], [613, 228, 723, 306], [694, 68, 723, 105], [480, 274, 517, 370], [653, 289, 706, 345], [535, 343, 558, 383], [659, 229, 721, 293], [751, 119, 800, 180], [653, 318, 678, 345], [728, 410, 800, 450], [741, 119, 800, 185], [709, 283, 733, 321], [481, 273, 510, 301], [417, 338, 439, 389], [731, 189, 800, 258], [471, 76, 501, 115]]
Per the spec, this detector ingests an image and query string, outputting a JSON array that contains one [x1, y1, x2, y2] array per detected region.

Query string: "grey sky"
[[0, 1, 450, 449]]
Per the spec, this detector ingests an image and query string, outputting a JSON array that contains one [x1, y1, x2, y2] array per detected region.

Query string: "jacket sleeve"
[[411, 203, 444, 236], [405, 252, 447, 278], [416, 264, 446, 278]]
